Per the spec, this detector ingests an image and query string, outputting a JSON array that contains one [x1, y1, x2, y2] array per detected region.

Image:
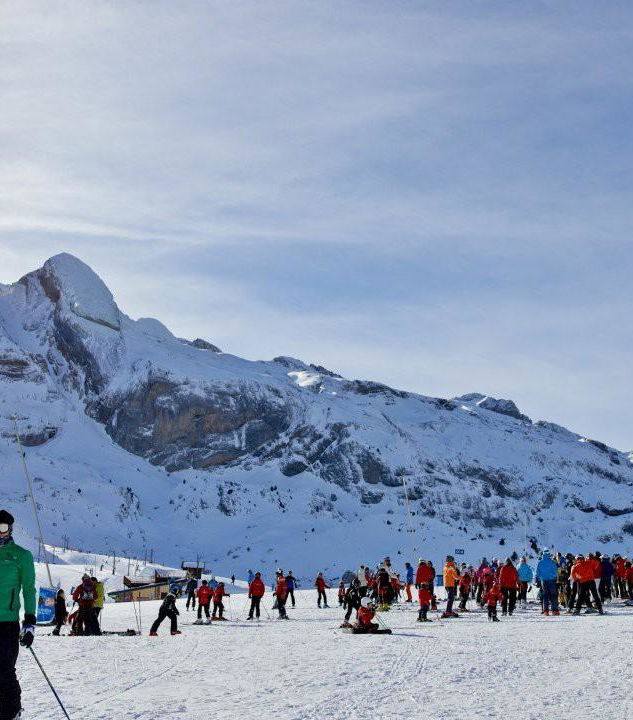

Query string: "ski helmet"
[[170, 583, 180, 593], [360, 597, 371, 608]]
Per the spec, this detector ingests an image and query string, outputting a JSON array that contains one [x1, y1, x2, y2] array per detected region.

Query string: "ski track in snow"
[[15, 590, 633, 720]]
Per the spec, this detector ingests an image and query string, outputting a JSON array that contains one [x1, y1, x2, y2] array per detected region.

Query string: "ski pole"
[[29, 647, 72, 719]]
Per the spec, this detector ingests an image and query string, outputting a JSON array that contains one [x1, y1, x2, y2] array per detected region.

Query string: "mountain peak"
[[38, 253, 121, 331]]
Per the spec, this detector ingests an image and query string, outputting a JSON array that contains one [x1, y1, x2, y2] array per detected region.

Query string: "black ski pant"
[[186, 591, 196, 610], [150, 608, 177, 634], [197, 602, 210, 620], [418, 604, 429, 620], [277, 597, 288, 618], [287, 589, 296, 607], [345, 601, 360, 622], [0, 622, 20, 720], [248, 596, 262, 619], [501, 588, 517, 615], [487, 605, 498, 620], [518, 582, 528, 603], [575, 582, 602, 613], [445, 586, 456, 614], [77, 606, 100, 635], [599, 578, 612, 602], [317, 589, 328, 606], [212, 600, 224, 618]]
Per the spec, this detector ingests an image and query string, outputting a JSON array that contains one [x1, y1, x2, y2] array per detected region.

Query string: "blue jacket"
[[247, 571, 254, 584], [535, 552, 558, 582], [601, 557, 614, 579], [517, 563, 533, 583], [406, 566, 414, 583], [285, 576, 296, 590]]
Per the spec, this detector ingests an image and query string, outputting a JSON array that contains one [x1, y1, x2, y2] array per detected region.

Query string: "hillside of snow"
[[1, 253, 633, 579]]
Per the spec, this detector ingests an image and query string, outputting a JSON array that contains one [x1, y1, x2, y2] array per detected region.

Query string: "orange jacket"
[[498, 565, 519, 589], [571, 559, 594, 584], [443, 562, 459, 588], [589, 557, 602, 579]]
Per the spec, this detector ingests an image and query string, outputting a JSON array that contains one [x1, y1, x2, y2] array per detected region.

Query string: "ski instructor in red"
[[0, 509, 37, 720]]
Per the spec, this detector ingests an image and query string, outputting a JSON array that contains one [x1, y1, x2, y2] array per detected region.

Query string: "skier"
[[571, 555, 603, 615], [231, 574, 235, 585], [247, 572, 265, 620], [194, 580, 212, 624], [341, 580, 361, 627], [356, 565, 369, 597], [72, 575, 101, 635], [212, 581, 230, 620], [614, 556, 628, 598], [442, 555, 460, 618], [52, 589, 68, 636], [247, 569, 255, 584], [535, 550, 560, 616], [91, 576, 104, 626], [499, 558, 519, 616], [273, 572, 289, 619], [315, 573, 329, 608], [599, 554, 614, 602], [417, 585, 432, 622], [185, 575, 198, 611], [458, 565, 472, 611], [149, 584, 181, 635], [404, 562, 414, 602], [0, 510, 36, 720], [355, 597, 380, 633], [375, 565, 392, 608], [338, 581, 346, 607], [483, 582, 503, 622], [517, 557, 533, 608], [285, 571, 298, 607]]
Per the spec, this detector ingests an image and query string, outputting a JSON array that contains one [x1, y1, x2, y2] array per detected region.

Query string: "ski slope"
[[17, 587, 633, 720]]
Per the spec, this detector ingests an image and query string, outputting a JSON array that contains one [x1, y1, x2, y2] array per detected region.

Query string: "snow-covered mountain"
[[1, 253, 632, 579]]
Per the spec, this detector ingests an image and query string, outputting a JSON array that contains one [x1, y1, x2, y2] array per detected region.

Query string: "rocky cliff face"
[[1, 253, 632, 576]]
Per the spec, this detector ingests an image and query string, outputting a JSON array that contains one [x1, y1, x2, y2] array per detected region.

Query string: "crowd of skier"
[[2, 505, 633, 718]]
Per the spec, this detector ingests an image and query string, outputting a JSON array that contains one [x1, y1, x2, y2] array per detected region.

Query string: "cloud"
[[1, 0, 632, 449]]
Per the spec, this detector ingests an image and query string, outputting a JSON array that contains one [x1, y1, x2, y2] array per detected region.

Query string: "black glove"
[[20, 615, 36, 648]]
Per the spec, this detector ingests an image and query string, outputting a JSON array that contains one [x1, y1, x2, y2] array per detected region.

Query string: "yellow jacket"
[[93, 581, 105, 609]]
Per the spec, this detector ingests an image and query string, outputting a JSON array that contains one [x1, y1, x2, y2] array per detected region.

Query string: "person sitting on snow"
[[355, 597, 379, 632]]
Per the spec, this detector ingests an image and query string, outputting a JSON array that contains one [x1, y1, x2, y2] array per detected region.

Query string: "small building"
[[108, 572, 183, 603], [181, 560, 206, 580]]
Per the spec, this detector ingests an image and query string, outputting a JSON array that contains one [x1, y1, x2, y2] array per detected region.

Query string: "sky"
[[1, 0, 632, 449]]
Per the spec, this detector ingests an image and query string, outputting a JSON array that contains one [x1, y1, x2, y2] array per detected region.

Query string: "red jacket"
[[571, 560, 594, 584], [315, 577, 328, 590], [483, 587, 503, 606], [197, 585, 213, 604], [415, 564, 434, 585], [275, 577, 288, 600], [589, 557, 602, 580], [357, 606, 375, 627], [72, 580, 96, 608], [626, 567, 633, 583], [459, 573, 472, 590], [213, 585, 229, 602], [418, 587, 432, 606], [615, 558, 627, 579], [498, 565, 519, 589], [249, 578, 265, 598]]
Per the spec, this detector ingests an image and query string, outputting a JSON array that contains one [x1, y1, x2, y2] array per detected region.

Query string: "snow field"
[[16, 588, 633, 720]]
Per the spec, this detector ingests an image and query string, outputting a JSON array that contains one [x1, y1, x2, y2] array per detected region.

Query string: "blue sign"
[[36, 587, 56, 624], [455, 548, 465, 555]]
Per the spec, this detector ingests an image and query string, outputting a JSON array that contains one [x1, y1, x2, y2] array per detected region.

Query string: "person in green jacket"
[[0, 509, 36, 720]]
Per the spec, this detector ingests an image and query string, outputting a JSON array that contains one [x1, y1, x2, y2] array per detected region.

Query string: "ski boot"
[[171, 630, 182, 635], [193, 619, 204, 625], [149, 631, 158, 636]]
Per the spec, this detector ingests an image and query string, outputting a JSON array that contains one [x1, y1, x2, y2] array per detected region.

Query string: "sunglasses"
[[0, 523, 11, 533]]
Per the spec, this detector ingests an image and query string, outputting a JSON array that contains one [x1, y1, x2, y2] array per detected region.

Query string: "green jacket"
[[0, 539, 36, 622]]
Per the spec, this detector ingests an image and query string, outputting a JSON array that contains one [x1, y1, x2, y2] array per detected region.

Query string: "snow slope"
[[1, 253, 633, 580], [16, 587, 633, 720]]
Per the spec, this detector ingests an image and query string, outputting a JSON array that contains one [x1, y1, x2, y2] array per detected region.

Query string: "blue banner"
[[36, 586, 57, 624]]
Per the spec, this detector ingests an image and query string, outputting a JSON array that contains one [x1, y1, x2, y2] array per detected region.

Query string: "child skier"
[[274, 572, 289, 619], [149, 584, 181, 635], [483, 582, 503, 622], [212, 581, 230, 620], [458, 566, 472, 611], [52, 588, 68, 635], [338, 581, 346, 606], [247, 572, 265, 619], [417, 585, 432, 622], [355, 597, 380, 632], [194, 579, 213, 624]]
